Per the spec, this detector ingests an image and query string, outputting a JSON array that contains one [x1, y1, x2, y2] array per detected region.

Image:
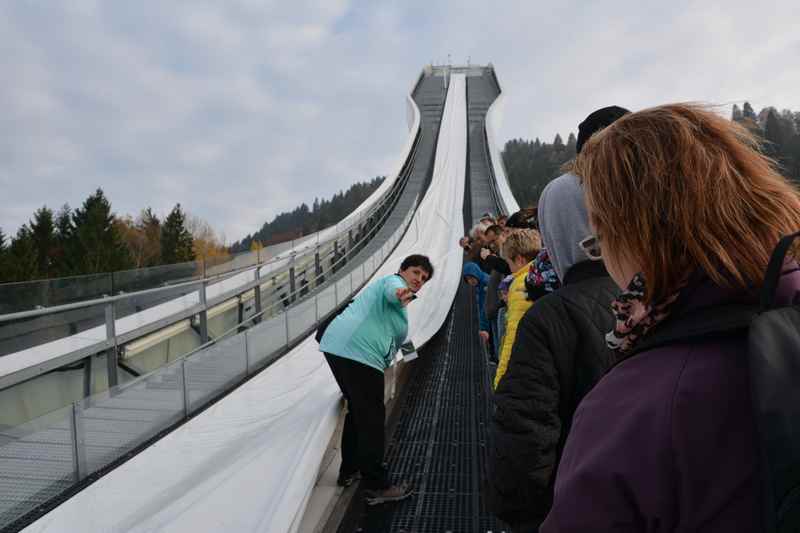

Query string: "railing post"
[[69, 403, 80, 482], [244, 331, 251, 375], [314, 245, 321, 288], [333, 240, 340, 273], [289, 253, 297, 304], [180, 358, 189, 417], [253, 267, 262, 324], [104, 301, 118, 388], [348, 229, 353, 252], [334, 276, 339, 305], [199, 280, 209, 344], [71, 402, 88, 480], [82, 355, 93, 397], [284, 308, 290, 347]]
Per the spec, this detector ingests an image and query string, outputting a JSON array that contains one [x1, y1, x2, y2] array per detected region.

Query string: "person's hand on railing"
[[478, 330, 489, 343]]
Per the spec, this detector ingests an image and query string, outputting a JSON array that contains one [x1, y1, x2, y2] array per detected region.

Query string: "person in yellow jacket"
[[493, 229, 541, 389]]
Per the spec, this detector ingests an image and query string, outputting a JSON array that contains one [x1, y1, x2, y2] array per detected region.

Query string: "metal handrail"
[[0, 130, 421, 325], [183, 189, 421, 362], [0, 125, 424, 393]]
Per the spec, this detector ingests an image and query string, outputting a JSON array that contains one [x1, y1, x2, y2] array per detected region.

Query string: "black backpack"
[[631, 232, 800, 533], [314, 299, 354, 343]]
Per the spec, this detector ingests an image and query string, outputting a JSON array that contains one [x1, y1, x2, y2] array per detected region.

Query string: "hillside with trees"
[[230, 176, 384, 253], [0, 177, 385, 283], [0, 190, 225, 283], [503, 103, 800, 208]]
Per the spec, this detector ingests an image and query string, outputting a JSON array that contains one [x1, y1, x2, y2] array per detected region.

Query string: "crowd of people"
[[320, 102, 800, 531], [461, 104, 800, 532]]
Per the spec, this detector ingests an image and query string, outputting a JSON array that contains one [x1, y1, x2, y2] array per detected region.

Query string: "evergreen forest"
[[503, 103, 800, 208], [0, 177, 384, 284]]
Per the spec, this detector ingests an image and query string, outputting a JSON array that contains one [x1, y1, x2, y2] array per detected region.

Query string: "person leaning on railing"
[[319, 254, 434, 506]]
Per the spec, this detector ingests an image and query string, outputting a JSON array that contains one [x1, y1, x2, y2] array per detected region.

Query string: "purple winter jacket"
[[541, 269, 800, 533]]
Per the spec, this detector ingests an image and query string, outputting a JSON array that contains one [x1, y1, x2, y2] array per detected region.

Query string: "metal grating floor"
[[336, 282, 510, 533]]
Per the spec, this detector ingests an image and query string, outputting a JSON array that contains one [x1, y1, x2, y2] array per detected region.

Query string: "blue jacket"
[[319, 274, 408, 372], [463, 261, 490, 332]]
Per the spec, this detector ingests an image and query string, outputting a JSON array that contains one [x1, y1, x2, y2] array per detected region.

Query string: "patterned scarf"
[[525, 248, 561, 299], [606, 273, 683, 354]]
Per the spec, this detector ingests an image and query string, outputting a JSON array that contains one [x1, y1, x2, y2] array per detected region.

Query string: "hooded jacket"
[[493, 260, 534, 389], [463, 261, 490, 333], [541, 269, 800, 532], [486, 173, 618, 527]]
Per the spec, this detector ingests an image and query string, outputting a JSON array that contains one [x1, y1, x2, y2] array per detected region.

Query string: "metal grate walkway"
[[336, 282, 510, 533]]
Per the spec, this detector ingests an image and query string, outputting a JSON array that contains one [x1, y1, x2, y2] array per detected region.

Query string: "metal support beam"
[[253, 268, 262, 324], [314, 246, 321, 288], [237, 298, 245, 332], [82, 356, 93, 398], [104, 302, 118, 388], [333, 240, 340, 273], [289, 253, 297, 304], [70, 403, 88, 480], [198, 281, 209, 344]]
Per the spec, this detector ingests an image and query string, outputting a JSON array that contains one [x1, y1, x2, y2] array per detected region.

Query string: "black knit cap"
[[576, 105, 630, 154], [505, 207, 538, 229]]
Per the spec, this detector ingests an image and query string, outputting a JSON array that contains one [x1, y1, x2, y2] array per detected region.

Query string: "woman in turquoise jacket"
[[320, 254, 433, 505]]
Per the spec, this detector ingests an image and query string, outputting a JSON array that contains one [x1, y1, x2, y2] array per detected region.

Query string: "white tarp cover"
[[24, 74, 466, 533], [485, 70, 519, 215]]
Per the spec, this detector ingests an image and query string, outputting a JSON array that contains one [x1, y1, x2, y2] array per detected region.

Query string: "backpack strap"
[[761, 231, 800, 311]]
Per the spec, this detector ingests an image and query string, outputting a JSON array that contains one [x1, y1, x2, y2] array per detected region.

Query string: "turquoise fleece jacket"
[[319, 274, 408, 372]]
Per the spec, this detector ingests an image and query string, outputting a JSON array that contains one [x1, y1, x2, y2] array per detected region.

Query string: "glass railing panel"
[[335, 278, 350, 307], [112, 261, 199, 296], [0, 303, 108, 358], [184, 333, 247, 414], [0, 273, 112, 314], [76, 359, 185, 475], [317, 286, 336, 319], [245, 312, 288, 371], [287, 298, 316, 341], [114, 278, 201, 325], [352, 265, 364, 290], [0, 404, 76, 529]]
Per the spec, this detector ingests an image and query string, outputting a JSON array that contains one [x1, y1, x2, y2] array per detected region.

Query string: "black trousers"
[[323, 352, 389, 490]]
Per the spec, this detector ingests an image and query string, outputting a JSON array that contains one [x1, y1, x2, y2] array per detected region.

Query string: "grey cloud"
[[2, 0, 799, 243]]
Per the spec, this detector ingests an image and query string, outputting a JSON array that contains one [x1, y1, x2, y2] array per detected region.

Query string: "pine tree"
[[138, 208, 162, 267], [553, 134, 564, 149], [731, 104, 743, 122], [53, 204, 74, 276], [161, 204, 195, 264], [8, 225, 38, 281], [69, 188, 133, 274], [743, 102, 757, 121], [0, 227, 9, 283], [29, 206, 57, 278], [764, 109, 786, 161], [566, 132, 577, 153]]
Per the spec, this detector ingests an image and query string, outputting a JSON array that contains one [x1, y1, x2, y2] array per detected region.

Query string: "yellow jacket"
[[493, 261, 534, 389]]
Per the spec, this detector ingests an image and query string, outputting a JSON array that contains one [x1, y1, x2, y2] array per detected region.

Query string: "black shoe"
[[337, 471, 361, 487], [364, 482, 413, 505]]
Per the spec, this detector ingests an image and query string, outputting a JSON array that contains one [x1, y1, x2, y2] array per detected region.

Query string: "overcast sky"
[[2, 1, 799, 242]]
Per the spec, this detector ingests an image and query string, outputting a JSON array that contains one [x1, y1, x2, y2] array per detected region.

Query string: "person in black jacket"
[[485, 170, 620, 530]]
